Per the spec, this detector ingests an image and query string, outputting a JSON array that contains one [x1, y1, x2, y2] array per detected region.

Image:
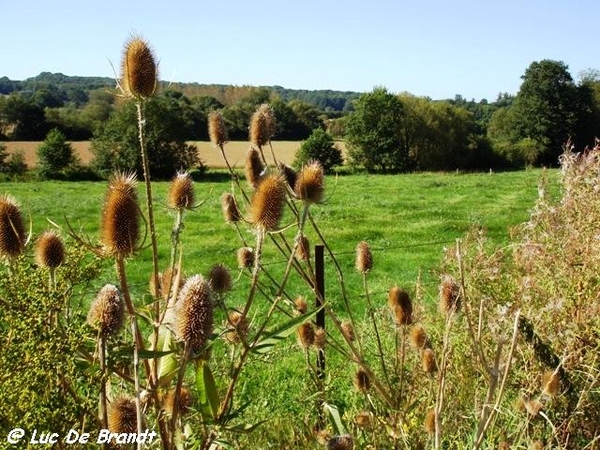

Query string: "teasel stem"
[[363, 272, 391, 390], [169, 343, 190, 448], [131, 317, 143, 450], [267, 141, 278, 167], [434, 309, 455, 450], [99, 333, 108, 432]]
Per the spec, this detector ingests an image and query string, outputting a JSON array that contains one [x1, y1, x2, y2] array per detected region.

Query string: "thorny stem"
[[169, 344, 190, 449], [99, 333, 108, 433], [131, 317, 143, 450], [435, 310, 455, 450], [275, 204, 310, 298], [363, 273, 391, 391]]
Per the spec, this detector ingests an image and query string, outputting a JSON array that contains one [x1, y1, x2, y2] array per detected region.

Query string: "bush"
[[37, 128, 74, 178], [293, 128, 343, 172]]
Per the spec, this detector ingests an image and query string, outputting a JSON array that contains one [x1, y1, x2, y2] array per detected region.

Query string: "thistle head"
[[297, 322, 315, 349], [87, 284, 125, 337], [296, 235, 310, 261], [245, 147, 265, 189], [224, 310, 249, 344], [410, 324, 428, 350], [237, 247, 255, 269], [35, 230, 65, 269], [249, 173, 287, 231], [341, 320, 355, 342], [100, 172, 140, 257], [0, 194, 26, 259], [439, 275, 461, 315], [174, 275, 214, 353], [108, 396, 139, 434], [168, 171, 195, 210], [353, 369, 371, 392], [295, 160, 324, 204], [208, 263, 232, 294], [164, 387, 192, 417], [208, 110, 228, 146], [421, 348, 437, 374], [221, 193, 241, 223], [120, 35, 158, 99], [541, 370, 560, 397], [249, 103, 275, 148], [294, 296, 308, 315], [355, 241, 373, 274], [388, 286, 413, 326], [327, 434, 354, 450], [424, 409, 436, 435], [278, 163, 297, 191]]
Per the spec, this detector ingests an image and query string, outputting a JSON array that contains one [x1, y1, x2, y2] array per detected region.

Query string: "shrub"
[[293, 127, 343, 173]]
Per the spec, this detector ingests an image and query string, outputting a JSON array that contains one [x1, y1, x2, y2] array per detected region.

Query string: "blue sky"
[[3, 0, 598, 101]]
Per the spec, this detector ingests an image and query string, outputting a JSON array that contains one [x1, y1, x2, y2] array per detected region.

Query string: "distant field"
[[3, 140, 349, 168]]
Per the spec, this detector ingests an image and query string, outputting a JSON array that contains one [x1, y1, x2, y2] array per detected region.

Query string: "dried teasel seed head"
[[249, 173, 287, 231], [35, 230, 65, 269], [388, 286, 413, 326], [295, 160, 324, 204], [424, 409, 436, 435], [224, 311, 249, 343], [278, 163, 297, 191], [221, 193, 241, 224], [108, 396, 139, 434], [439, 275, 461, 315], [296, 236, 310, 261], [355, 241, 373, 274], [341, 320, 355, 342], [541, 370, 560, 397], [101, 172, 140, 257], [327, 434, 354, 450], [174, 275, 214, 353], [164, 387, 192, 416], [87, 284, 125, 337], [294, 296, 308, 315], [208, 263, 232, 294], [297, 322, 315, 349], [314, 327, 326, 350], [355, 411, 372, 430], [168, 171, 195, 210], [120, 35, 158, 99], [523, 398, 543, 417], [237, 247, 255, 269], [354, 368, 371, 392], [249, 103, 275, 148], [245, 147, 265, 189], [421, 348, 437, 374], [410, 324, 429, 350], [0, 194, 26, 259], [208, 110, 228, 146]]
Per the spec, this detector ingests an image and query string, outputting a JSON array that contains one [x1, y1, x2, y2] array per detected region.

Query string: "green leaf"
[[323, 402, 346, 435], [137, 349, 176, 359], [251, 308, 320, 355], [195, 361, 220, 420]]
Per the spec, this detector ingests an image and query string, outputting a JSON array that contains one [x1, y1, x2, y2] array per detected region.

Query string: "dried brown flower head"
[[249, 103, 275, 148], [541, 370, 560, 397], [174, 275, 214, 353], [354, 368, 371, 392], [108, 396, 138, 434], [249, 173, 287, 231], [120, 35, 157, 99], [327, 434, 354, 450], [224, 311, 249, 343], [100, 172, 140, 257], [355, 241, 373, 274], [168, 171, 195, 210], [245, 147, 265, 189], [388, 286, 413, 326], [421, 348, 437, 374], [221, 193, 241, 223], [439, 275, 461, 315], [424, 409, 436, 435], [35, 230, 65, 269], [237, 247, 255, 269], [208, 110, 228, 146], [0, 194, 26, 259], [354, 411, 372, 430], [208, 263, 232, 294], [296, 235, 310, 261], [341, 320, 355, 342], [164, 387, 192, 416], [410, 324, 428, 350], [314, 327, 326, 350], [295, 160, 324, 204], [297, 322, 315, 348], [294, 296, 308, 315], [87, 284, 125, 337], [279, 163, 297, 191]]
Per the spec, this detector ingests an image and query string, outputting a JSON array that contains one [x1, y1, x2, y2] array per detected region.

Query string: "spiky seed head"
[[542, 370, 560, 397], [355, 411, 372, 430], [354, 369, 371, 392], [224, 311, 249, 343], [237, 247, 255, 269], [295, 160, 324, 204], [314, 327, 326, 350], [174, 275, 214, 353], [87, 284, 125, 337], [101, 172, 140, 257], [168, 172, 195, 210], [294, 296, 308, 315], [249, 173, 286, 231], [341, 320, 355, 342], [422, 348, 437, 374], [297, 322, 315, 349], [439, 275, 461, 315], [410, 324, 428, 350], [208, 110, 227, 146], [164, 387, 192, 416], [245, 147, 265, 189], [221, 193, 241, 223], [208, 263, 232, 294], [249, 103, 275, 147], [296, 236, 310, 261], [120, 35, 157, 99], [424, 409, 436, 435], [279, 163, 297, 191], [327, 434, 354, 450], [0, 194, 26, 259], [355, 241, 373, 274], [524, 398, 543, 417], [388, 286, 413, 326], [35, 230, 65, 269], [107, 396, 138, 434]]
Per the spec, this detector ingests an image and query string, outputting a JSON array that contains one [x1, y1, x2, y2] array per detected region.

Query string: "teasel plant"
[[0, 194, 28, 274]]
